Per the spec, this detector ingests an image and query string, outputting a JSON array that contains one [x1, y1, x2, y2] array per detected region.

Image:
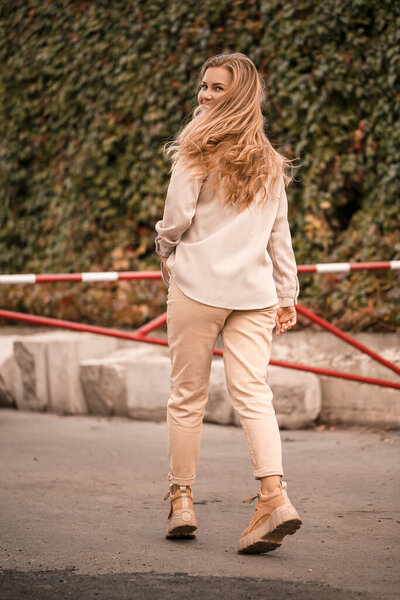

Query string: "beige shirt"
[[154, 158, 300, 309]]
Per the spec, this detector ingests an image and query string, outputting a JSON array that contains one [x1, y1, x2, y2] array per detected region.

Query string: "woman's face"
[[197, 66, 231, 110]]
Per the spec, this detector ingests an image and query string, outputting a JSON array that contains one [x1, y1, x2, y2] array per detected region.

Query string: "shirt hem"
[[170, 274, 280, 310]]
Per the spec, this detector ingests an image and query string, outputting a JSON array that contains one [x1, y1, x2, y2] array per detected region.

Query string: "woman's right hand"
[[275, 306, 297, 336]]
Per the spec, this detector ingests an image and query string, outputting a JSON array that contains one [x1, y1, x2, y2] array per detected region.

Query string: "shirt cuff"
[[154, 237, 172, 258], [277, 296, 297, 307]]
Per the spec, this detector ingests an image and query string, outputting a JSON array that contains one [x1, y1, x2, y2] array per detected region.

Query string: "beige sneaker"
[[238, 480, 302, 553], [164, 484, 198, 538]]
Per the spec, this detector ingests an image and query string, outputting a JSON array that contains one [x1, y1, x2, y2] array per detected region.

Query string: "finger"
[[283, 318, 296, 326]]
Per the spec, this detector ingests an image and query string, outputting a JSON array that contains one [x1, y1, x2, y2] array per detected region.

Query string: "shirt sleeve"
[[154, 159, 203, 258], [267, 177, 300, 307]]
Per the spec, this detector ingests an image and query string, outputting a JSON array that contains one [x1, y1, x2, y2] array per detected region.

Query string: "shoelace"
[[242, 483, 284, 505], [164, 486, 192, 501], [242, 494, 258, 504]]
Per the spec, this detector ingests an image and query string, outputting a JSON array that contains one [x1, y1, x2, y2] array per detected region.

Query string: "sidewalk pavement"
[[0, 409, 399, 599]]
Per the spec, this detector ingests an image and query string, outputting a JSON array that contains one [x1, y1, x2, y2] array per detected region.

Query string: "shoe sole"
[[166, 509, 198, 539], [238, 505, 302, 554], [166, 524, 197, 539]]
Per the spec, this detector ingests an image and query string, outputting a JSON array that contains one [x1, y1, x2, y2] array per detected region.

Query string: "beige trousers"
[[166, 276, 283, 486]]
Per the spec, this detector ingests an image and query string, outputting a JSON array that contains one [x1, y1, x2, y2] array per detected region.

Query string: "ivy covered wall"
[[0, 0, 399, 330]]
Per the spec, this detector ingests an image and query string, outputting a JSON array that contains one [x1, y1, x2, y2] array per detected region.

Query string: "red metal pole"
[[1, 308, 399, 390], [267, 358, 400, 389], [0, 309, 157, 343], [295, 303, 400, 376]]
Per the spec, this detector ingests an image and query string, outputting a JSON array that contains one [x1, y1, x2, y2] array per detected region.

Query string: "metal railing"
[[1, 261, 399, 390]]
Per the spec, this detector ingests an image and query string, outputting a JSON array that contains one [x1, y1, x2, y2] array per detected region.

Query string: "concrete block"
[[80, 350, 234, 425], [316, 354, 400, 426], [79, 361, 128, 417], [12, 331, 120, 413], [79, 348, 321, 429], [13, 337, 49, 412], [80, 345, 169, 419], [0, 338, 18, 408], [271, 331, 400, 427], [2, 325, 398, 428]]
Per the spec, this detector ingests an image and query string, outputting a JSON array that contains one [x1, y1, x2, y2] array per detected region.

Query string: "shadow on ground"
[[0, 569, 376, 600]]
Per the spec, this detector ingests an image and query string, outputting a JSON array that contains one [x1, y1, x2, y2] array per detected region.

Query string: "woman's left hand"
[[275, 306, 297, 336]]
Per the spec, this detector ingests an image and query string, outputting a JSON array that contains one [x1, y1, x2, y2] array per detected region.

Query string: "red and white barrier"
[[0, 261, 399, 285], [1, 261, 399, 389], [0, 270, 160, 284], [301, 260, 400, 274]]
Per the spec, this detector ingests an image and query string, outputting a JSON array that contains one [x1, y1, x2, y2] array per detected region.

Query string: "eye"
[[199, 84, 224, 91]]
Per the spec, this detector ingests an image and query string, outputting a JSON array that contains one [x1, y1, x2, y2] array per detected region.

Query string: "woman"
[[154, 52, 302, 554]]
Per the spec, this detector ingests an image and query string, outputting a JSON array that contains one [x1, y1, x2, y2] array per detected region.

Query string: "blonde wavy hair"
[[163, 52, 297, 211]]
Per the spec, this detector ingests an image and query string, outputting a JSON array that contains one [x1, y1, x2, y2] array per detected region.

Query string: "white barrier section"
[[81, 272, 119, 282], [315, 263, 351, 273], [0, 274, 37, 284]]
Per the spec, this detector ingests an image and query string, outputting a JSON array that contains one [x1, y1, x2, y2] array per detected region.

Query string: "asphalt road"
[[0, 409, 399, 599]]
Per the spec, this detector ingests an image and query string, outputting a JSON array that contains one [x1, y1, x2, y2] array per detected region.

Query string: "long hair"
[[163, 52, 297, 211]]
